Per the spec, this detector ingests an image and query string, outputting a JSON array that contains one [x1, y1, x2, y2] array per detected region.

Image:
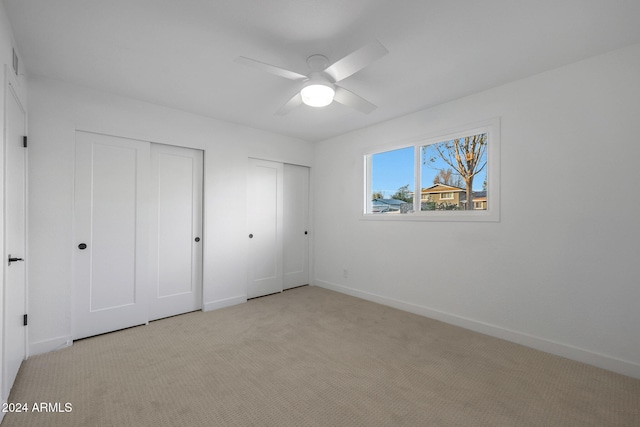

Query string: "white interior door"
[[3, 75, 27, 398], [73, 131, 150, 340], [149, 144, 203, 321], [283, 164, 309, 290], [247, 159, 283, 299]]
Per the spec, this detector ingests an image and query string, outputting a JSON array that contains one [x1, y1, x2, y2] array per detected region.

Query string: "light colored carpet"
[[2, 286, 639, 426]]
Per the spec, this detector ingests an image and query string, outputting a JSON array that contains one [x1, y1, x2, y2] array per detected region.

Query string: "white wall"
[[313, 43, 640, 378], [26, 76, 313, 355]]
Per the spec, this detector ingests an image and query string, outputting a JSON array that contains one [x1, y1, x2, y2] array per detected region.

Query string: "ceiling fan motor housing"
[[307, 54, 330, 72]]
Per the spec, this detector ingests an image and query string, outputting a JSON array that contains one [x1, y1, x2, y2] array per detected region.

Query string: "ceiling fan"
[[234, 41, 388, 115]]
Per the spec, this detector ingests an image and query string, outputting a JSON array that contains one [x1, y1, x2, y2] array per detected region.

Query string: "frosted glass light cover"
[[300, 84, 335, 107]]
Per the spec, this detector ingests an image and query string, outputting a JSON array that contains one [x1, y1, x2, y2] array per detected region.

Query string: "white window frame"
[[362, 118, 500, 222], [439, 192, 454, 200]]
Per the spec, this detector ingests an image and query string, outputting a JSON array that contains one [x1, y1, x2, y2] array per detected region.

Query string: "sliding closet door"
[[148, 144, 203, 321], [247, 160, 310, 298], [247, 159, 283, 299], [73, 132, 204, 339], [283, 164, 309, 290], [73, 131, 150, 340]]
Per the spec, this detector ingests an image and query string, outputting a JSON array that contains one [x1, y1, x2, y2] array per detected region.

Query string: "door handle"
[[8, 255, 24, 266]]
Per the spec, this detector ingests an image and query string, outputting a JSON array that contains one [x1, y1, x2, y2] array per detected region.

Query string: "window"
[[364, 146, 414, 214], [363, 118, 500, 222]]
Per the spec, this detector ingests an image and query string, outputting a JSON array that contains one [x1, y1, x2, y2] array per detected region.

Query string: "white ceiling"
[[4, 0, 640, 142]]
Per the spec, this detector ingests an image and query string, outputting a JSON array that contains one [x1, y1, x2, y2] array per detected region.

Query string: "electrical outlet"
[[343, 269, 349, 279]]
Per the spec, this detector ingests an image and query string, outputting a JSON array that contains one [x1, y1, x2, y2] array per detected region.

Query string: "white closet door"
[[247, 159, 283, 299], [283, 164, 309, 290], [73, 132, 150, 339], [149, 144, 203, 321], [3, 76, 27, 398]]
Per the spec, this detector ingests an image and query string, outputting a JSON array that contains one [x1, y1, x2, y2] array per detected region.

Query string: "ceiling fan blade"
[[234, 56, 307, 81], [324, 40, 388, 82], [275, 92, 303, 115], [333, 86, 377, 114]]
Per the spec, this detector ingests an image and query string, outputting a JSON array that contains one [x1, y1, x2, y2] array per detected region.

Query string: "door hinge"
[[23, 314, 28, 326], [23, 136, 28, 148]]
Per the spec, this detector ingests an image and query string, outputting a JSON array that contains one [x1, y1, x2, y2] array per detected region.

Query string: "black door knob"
[[195, 237, 200, 242], [304, 231, 308, 235], [249, 234, 253, 239], [78, 243, 87, 250]]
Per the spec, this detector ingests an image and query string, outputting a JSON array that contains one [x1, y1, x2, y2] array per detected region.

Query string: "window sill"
[[360, 210, 499, 222]]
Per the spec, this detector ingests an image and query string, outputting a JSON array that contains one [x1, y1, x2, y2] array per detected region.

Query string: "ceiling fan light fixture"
[[300, 83, 335, 107], [236, 42, 387, 114]]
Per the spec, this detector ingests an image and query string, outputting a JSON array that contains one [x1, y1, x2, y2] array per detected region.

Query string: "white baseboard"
[[314, 280, 640, 379], [203, 295, 247, 312], [29, 335, 73, 357]]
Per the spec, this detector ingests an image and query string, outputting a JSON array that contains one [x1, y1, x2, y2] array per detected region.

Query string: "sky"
[[371, 141, 487, 199], [371, 146, 414, 198]]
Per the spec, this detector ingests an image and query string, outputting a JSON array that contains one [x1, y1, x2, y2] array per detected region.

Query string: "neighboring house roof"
[[421, 185, 486, 203], [371, 198, 406, 213], [472, 191, 487, 201], [460, 191, 487, 202], [372, 198, 405, 206], [421, 183, 465, 193]]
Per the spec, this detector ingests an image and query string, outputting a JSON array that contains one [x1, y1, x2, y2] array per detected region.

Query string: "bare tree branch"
[[423, 133, 488, 210]]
